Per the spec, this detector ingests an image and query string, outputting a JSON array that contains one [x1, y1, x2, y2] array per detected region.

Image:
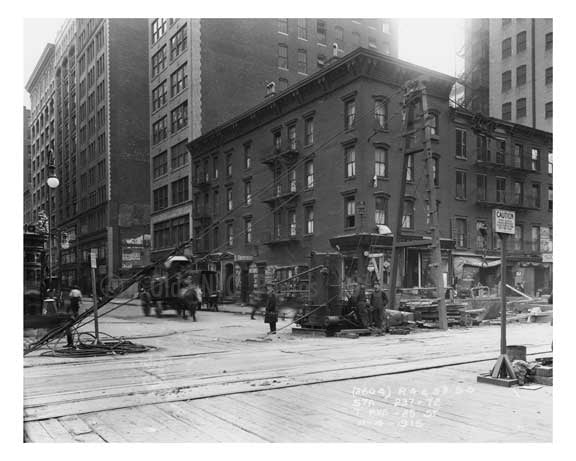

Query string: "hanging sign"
[[91, 249, 98, 269], [492, 209, 515, 235]]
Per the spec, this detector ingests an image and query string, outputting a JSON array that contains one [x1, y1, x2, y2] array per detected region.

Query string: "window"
[[278, 44, 288, 69], [516, 98, 527, 119], [368, 36, 377, 49], [406, 154, 414, 182], [545, 102, 553, 119], [151, 19, 167, 44], [532, 183, 541, 208], [297, 19, 307, 40], [476, 174, 488, 202], [153, 186, 168, 211], [297, 49, 307, 74], [305, 160, 314, 189], [226, 222, 234, 247], [243, 143, 252, 169], [496, 177, 506, 203], [226, 153, 232, 176], [245, 219, 252, 244], [170, 26, 187, 59], [278, 18, 288, 34], [545, 67, 553, 85], [305, 206, 314, 234], [476, 134, 489, 162], [374, 147, 388, 177], [502, 37, 512, 58], [287, 124, 297, 150], [273, 130, 282, 152], [226, 187, 233, 211], [345, 196, 356, 228], [153, 152, 168, 179], [213, 189, 219, 215], [213, 156, 219, 179], [530, 148, 540, 171], [545, 32, 552, 51], [152, 80, 167, 112], [374, 99, 388, 129], [513, 181, 524, 205], [548, 186, 552, 211], [516, 31, 527, 53], [344, 99, 356, 129], [152, 46, 167, 77], [514, 225, 523, 251], [152, 116, 167, 144], [289, 209, 297, 236], [172, 177, 189, 205], [171, 140, 188, 170], [153, 220, 171, 249], [375, 195, 387, 225], [402, 200, 414, 229], [455, 128, 467, 158], [516, 65, 527, 86], [531, 226, 540, 253], [213, 226, 219, 248], [335, 26, 344, 44], [456, 170, 467, 199], [345, 146, 356, 178], [429, 113, 439, 136], [304, 117, 314, 145], [513, 143, 523, 168], [289, 169, 297, 192], [317, 20, 326, 44], [547, 152, 552, 174], [171, 101, 188, 133], [244, 181, 252, 205], [432, 157, 439, 186], [502, 102, 512, 121], [455, 218, 468, 248], [351, 31, 361, 47], [170, 64, 187, 96]]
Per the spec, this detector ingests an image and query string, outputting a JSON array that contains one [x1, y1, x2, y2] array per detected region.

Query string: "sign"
[[492, 209, 515, 235], [234, 255, 254, 262], [542, 253, 553, 263], [90, 249, 97, 269], [367, 263, 375, 272]]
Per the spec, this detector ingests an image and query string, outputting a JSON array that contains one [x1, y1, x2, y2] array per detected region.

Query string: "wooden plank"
[[57, 415, 95, 435], [80, 413, 128, 442], [24, 421, 54, 443], [38, 419, 78, 442], [154, 402, 220, 442]]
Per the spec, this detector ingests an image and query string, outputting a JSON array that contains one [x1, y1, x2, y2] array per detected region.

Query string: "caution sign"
[[492, 209, 515, 235]]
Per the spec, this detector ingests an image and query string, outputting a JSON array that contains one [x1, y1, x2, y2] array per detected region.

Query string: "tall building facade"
[[149, 18, 399, 262], [188, 48, 553, 302], [23, 107, 33, 225], [26, 19, 150, 293], [464, 18, 553, 132]]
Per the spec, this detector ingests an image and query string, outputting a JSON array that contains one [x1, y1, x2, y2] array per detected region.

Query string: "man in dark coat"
[[356, 283, 370, 328], [369, 282, 388, 330], [264, 284, 278, 334]]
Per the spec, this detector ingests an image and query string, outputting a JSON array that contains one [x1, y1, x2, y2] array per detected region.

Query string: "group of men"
[[346, 282, 389, 331]]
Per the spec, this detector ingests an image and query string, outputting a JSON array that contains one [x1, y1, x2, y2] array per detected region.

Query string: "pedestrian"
[[68, 285, 83, 317], [369, 282, 389, 330], [264, 284, 278, 334], [357, 283, 370, 328]]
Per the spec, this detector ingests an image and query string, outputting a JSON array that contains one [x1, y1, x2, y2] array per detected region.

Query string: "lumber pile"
[[399, 299, 468, 327]]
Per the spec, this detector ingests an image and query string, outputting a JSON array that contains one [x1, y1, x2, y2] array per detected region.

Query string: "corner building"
[[187, 48, 552, 303], [149, 18, 398, 263]]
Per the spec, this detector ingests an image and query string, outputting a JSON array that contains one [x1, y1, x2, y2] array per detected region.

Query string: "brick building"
[[149, 18, 399, 263], [26, 19, 150, 294], [23, 107, 33, 226], [187, 47, 553, 302], [464, 18, 553, 133]]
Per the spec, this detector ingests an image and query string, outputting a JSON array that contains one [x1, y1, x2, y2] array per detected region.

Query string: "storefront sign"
[[234, 255, 254, 262], [492, 209, 515, 235]]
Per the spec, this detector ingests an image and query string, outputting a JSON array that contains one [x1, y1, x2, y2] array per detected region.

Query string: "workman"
[[369, 282, 388, 330], [264, 284, 278, 334]]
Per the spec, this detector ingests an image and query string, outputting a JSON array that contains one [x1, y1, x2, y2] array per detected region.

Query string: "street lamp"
[[46, 151, 59, 293]]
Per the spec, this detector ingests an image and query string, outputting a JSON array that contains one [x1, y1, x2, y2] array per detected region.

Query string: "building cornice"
[[25, 43, 56, 92]]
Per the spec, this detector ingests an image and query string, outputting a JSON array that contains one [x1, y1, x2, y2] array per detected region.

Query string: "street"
[[24, 304, 553, 442]]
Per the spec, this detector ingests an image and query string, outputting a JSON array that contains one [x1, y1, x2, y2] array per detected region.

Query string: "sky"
[[22, 18, 464, 108]]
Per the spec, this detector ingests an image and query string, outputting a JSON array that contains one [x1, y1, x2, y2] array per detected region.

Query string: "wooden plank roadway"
[[24, 359, 552, 442], [24, 324, 551, 422]]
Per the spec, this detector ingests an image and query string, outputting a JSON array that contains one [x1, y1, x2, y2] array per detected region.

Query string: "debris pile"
[[399, 300, 469, 327], [512, 357, 553, 386]]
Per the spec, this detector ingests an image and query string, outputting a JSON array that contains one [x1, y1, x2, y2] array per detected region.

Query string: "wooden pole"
[[420, 82, 448, 330], [388, 83, 414, 310], [500, 234, 507, 355], [91, 249, 100, 343]]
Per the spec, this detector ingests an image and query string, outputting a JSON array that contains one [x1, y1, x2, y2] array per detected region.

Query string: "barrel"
[[506, 345, 527, 362]]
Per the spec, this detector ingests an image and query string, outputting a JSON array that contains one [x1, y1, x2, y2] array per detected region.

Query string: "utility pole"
[[420, 80, 448, 330], [388, 80, 418, 310]]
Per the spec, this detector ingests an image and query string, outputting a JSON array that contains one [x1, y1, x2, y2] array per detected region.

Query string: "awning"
[[164, 255, 190, 268], [454, 255, 501, 275], [464, 259, 501, 268]]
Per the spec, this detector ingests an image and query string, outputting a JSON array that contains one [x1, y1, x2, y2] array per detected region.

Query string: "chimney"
[[265, 81, 276, 98]]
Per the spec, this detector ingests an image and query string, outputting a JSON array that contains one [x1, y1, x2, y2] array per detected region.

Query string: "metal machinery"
[[293, 252, 363, 336]]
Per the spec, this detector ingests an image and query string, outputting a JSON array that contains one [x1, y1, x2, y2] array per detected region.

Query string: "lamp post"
[[46, 151, 60, 293]]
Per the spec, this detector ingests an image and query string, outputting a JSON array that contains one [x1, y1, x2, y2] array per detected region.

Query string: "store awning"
[[463, 259, 501, 268]]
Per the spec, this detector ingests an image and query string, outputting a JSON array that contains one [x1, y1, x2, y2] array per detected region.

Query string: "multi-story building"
[[25, 43, 56, 266], [23, 107, 33, 225], [464, 18, 553, 132], [26, 19, 150, 293], [187, 47, 552, 303], [149, 18, 399, 262]]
